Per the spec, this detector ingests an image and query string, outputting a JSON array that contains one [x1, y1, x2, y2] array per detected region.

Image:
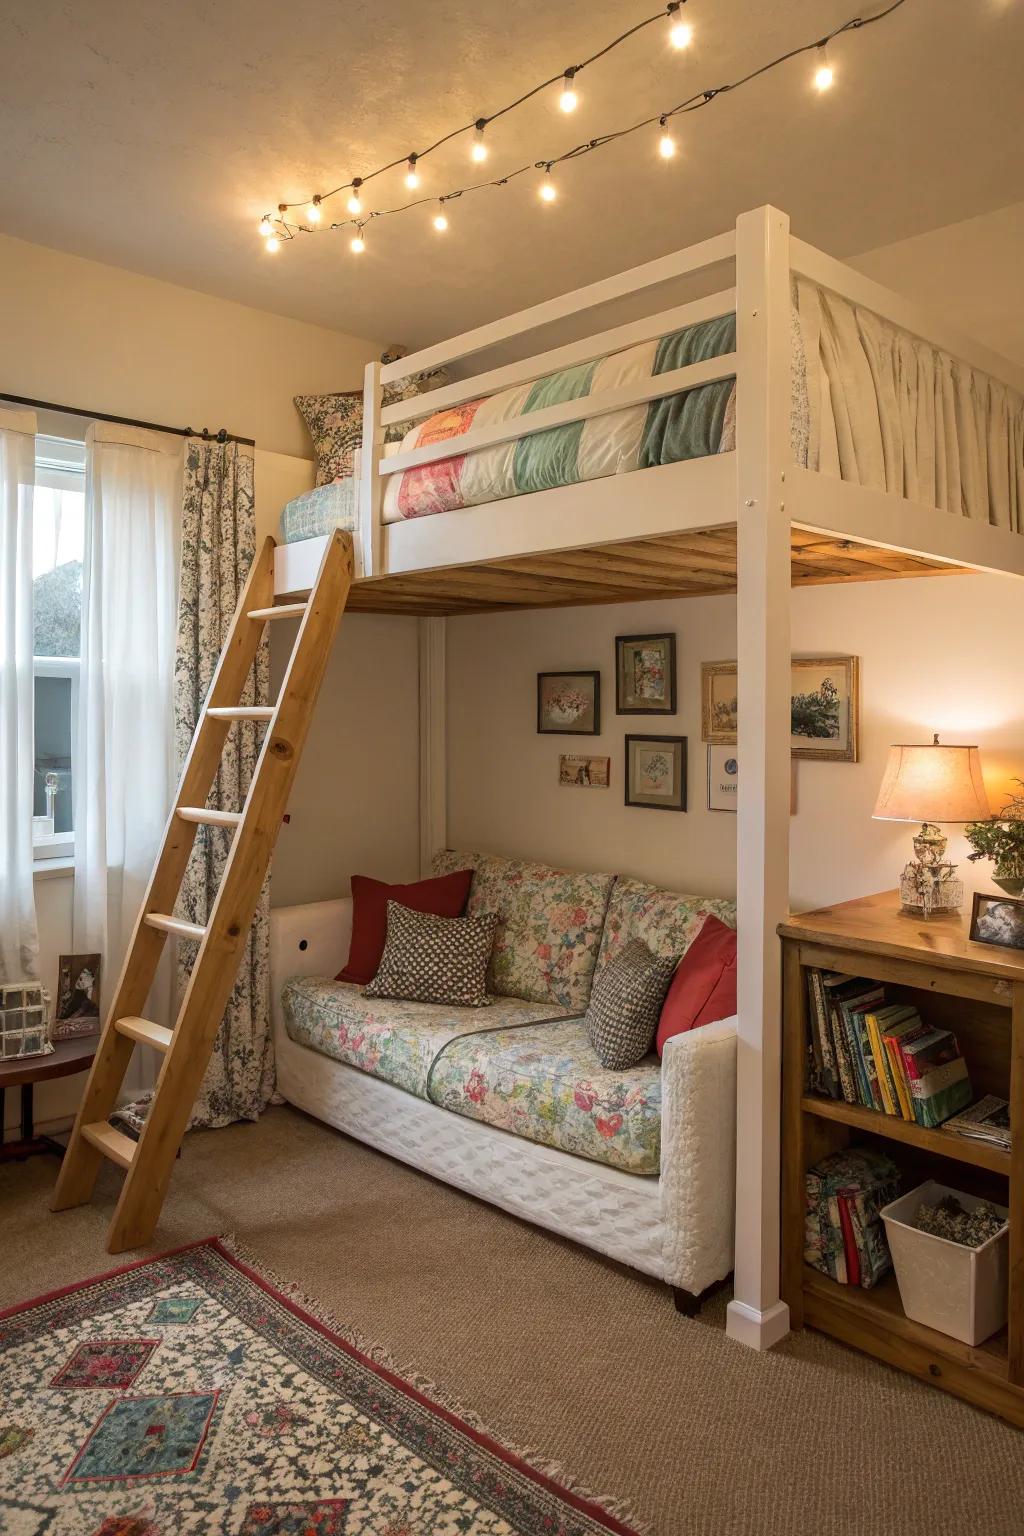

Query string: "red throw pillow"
[[656, 915, 737, 1056], [337, 870, 474, 985]]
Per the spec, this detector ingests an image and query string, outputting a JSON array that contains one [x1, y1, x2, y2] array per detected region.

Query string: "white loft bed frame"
[[274, 206, 1024, 1352]]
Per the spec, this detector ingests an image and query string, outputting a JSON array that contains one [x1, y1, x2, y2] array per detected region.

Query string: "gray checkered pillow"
[[584, 939, 679, 1069], [364, 900, 497, 1008]]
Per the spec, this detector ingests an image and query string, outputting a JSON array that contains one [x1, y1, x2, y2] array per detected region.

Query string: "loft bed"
[[272, 206, 1024, 1352]]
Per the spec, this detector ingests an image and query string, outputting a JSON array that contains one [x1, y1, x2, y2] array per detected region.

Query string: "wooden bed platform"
[[342, 526, 969, 617]]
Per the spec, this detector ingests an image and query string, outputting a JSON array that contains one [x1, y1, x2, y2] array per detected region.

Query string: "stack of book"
[[806, 969, 973, 1129]]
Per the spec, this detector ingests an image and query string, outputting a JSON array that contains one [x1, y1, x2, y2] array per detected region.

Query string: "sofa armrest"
[[659, 1016, 737, 1294], [270, 897, 352, 1041]]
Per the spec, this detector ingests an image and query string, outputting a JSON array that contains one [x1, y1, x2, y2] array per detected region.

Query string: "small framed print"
[[53, 952, 101, 1040], [701, 662, 738, 745], [559, 754, 610, 788], [625, 735, 686, 812], [537, 671, 601, 735], [707, 745, 739, 812], [970, 893, 1024, 952], [615, 633, 676, 715], [791, 656, 860, 762]]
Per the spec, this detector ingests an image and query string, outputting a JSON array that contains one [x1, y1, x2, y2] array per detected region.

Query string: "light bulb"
[[405, 157, 420, 190], [433, 206, 449, 232], [669, 12, 693, 49], [539, 172, 557, 203], [350, 234, 365, 254], [306, 199, 322, 223], [471, 124, 488, 163], [346, 182, 363, 215], [559, 73, 578, 113], [264, 236, 280, 253], [659, 129, 677, 159], [814, 51, 834, 91], [258, 216, 273, 238]]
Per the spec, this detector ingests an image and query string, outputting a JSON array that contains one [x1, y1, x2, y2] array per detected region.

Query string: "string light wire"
[[262, 0, 909, 250]]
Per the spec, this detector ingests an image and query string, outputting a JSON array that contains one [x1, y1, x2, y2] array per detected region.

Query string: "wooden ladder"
[[53, 528, 354, 1253]]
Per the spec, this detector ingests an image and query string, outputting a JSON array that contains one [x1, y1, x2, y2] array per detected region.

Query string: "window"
[[33, 437, 85, 861]]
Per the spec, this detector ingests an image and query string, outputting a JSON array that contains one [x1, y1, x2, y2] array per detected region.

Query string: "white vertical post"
[[359, 360, 384, 580], [727, 206, 793, 1351], [418, 617, 447, 876]]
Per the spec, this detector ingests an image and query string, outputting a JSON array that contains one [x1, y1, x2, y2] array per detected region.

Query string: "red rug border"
[[1, 1235, 639, 1536]]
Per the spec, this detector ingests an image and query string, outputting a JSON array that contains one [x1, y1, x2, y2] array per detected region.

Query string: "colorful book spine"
[[864, 1011, 898, 1117], [808, 970, 839, 1099], [829, 1004, 859, 1105], [850, 1005, 885, 1112]]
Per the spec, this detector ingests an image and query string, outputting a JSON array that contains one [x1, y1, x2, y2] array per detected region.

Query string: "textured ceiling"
[[1, 0, 1022, 346]]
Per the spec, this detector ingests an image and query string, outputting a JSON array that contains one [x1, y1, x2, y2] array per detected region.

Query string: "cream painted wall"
[[446, 574, 1024, 912]]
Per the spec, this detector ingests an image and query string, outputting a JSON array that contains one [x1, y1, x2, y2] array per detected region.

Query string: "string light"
[[471, 122, 489, 162], [558, 70, 578, 113], [258, 216, 273, 237], [405, 156, 420, 190], [306, 197, 322, 223], [346, 179, 364, 215], [813, 45, 834, 91], [350, 231, 366, 254], [658, 117, 677, 158], [667, 3, 693, 49], [539, 167, 558, 203], [264, 235, 281, 253], [433, 203, 449, 232]]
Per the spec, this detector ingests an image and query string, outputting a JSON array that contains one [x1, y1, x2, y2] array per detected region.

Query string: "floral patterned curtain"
[[174, 437, 274, 1128]]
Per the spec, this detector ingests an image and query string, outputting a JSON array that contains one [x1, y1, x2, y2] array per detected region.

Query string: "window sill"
[[33, 858, 75, 882]]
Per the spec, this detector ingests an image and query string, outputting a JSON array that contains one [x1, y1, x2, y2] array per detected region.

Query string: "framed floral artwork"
[[625, 735, 687, 811], [537, 671, 601, 735], [615, 633, 676, 715]]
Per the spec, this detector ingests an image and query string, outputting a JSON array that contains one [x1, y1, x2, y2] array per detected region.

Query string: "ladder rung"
[[176, 807, 242, 828], [145, 913, 206, 942], [248, 603, 307, 621], [115, 1016, 173, 1053], [206, 706, 275, 722], [82, 1122, 137, 1170]]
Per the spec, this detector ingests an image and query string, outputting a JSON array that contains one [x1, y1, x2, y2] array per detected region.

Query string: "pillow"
[[337, 870, 474, 986], [656, 915, 737, 1056], [295, 391, 363, 486], [584, 939, 678, 1070], [364, 900, 497, 1008]]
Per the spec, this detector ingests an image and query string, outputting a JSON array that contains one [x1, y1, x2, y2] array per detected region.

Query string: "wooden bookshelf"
[[780, 890, 1024, 1428]]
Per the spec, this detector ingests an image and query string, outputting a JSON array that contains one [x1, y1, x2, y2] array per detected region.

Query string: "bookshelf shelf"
[[801, 1094, 1012, 1176], [780, 890, 1024, 1430]]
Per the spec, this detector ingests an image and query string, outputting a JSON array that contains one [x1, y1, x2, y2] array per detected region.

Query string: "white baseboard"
[[725, 1297, 791, 1351]]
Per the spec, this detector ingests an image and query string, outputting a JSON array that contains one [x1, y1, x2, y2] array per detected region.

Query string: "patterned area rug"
[[0, 1238, 638, 1536]]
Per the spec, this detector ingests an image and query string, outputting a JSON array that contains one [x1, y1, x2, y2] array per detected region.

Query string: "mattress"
[[279, 478, 356, 543]]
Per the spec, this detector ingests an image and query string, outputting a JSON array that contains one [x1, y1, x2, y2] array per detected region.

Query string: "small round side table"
[[0, 1037, 96, 1162]]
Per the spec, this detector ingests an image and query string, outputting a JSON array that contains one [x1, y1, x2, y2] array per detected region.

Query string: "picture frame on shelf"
[[969, 892, 1024, 952], [791, 656, 860, 763], [615, 633, 676, 715], [559, 754, 610, 788], [53, 953, 101, 1041], [625, 734, 687, 812], [537, 671, 601, 735], [701, 661, 737, 745]]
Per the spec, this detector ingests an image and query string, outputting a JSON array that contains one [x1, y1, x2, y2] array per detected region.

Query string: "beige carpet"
[[2, 1105, 1022, 1536]]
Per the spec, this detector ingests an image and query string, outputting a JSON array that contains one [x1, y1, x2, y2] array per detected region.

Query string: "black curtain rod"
[[0, 391, 255, 448]]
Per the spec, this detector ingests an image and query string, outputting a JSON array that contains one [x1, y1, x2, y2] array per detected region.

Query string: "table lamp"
[[873, 735, 991, 917]]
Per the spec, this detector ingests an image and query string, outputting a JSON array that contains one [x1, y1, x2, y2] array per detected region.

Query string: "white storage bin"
[[880, 1180, 1009, 1346]]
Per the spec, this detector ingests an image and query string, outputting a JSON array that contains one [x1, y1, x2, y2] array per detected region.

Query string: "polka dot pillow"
[[364, 900, 498, 1009]]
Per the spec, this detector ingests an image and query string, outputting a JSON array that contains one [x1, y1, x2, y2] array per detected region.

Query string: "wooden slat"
[[206, 706, 275, 722], [175, 807, 242, 828], [247, 603, 307, 620], [144, 913, 206, 942], [115, 1017, 173, 1052], [81, 1122, 136, 1170]]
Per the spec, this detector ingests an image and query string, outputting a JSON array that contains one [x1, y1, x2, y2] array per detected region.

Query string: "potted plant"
[[965, 782, 1024, 895]]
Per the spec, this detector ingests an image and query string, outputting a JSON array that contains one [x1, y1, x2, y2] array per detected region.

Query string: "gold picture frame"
[[700, 661, 738, 745], [700, 656, 860, 762]]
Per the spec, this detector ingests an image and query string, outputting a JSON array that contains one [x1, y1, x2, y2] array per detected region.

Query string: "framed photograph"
[[970, 893, 1024, 952], [53, 952, 101, 1040], [537, 671, 600, 735], [559, 754, 610, 788], [706, 748, 798, 814], [701, 662, 738, 745], [625, 735, 687, 812], [791, 657, 860, 762], [615, 633, 676, 715]]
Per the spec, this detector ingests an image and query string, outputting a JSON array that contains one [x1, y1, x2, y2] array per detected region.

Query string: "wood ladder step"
[[81, 1122, 137, 1170], [176, 807, 242, 828], [206, 706, 275, 722], [247, 603, 307, 621], [114, 1016, 174, 1052], [144, 913, 206, 942]]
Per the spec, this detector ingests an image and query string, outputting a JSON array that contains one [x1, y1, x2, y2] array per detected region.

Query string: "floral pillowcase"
[[296, 347, 450, 486]]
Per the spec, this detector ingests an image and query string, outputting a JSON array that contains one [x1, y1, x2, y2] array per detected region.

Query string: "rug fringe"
[[216, 1233, 652, 1536]]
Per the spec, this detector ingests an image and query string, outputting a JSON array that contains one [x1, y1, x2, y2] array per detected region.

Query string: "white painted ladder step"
[[81, 1122, 137, 1169], [176, 807, 242, 828], [247, 603, 307, 621], [144, 913, 206, 942], [114, 1016, 174, 1053], [206, 706, 275, 722]]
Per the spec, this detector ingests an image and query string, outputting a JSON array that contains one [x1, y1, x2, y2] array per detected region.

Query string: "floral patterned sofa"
[[271, 851, 738, 1309]]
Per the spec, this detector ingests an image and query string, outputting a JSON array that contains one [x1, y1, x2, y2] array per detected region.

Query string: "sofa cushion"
[[282, 976, 567, 1100], [595, 878, 736, 976], [656, 915, 737, 1055], [364, 901, 497, 1008], [428, 1016, 662, 1175], [433, 849, 614, 1012], [339, 870, 474, 985], [585, 939, 678, 1069]]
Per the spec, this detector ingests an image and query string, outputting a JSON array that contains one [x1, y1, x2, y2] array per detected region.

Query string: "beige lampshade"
[[873, 738, 991, 824]]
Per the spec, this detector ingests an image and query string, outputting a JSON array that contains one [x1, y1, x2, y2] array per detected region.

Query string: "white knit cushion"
[[584, 939, 678, 1069], [365, 901, 497, 1009]]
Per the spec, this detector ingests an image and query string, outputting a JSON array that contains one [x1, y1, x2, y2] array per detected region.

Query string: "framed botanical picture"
[[559, 754, 610, 788], [701, 661, 738, 744], [53, 952, 101, 1040], [970, 893, 1024, 951], [791, 656, 860, 762], [537, 671, 601, 735], [615, 633, 676, 715], [706, 747, 798, 814], [625, 735, 687, 812]]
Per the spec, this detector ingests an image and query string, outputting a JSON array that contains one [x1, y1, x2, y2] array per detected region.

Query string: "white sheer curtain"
[[74, 423, 181, 1037], [0, 405, 39, 982]]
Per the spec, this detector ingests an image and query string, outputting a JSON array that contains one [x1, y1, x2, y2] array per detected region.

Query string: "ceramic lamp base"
[[898, 866, 964, 918]]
